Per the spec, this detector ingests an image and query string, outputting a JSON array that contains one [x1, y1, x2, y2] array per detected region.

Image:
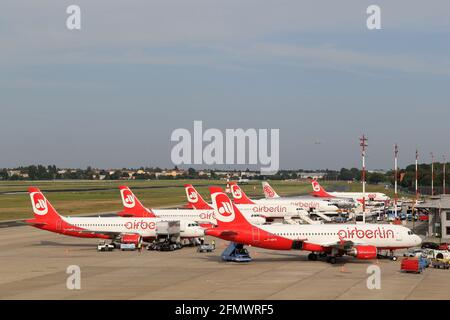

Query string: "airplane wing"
[[316, 239, 368, 250], [63, 229, 133, 238]]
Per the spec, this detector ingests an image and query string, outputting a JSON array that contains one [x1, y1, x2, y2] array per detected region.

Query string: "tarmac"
[[0, 223, 449, 300]]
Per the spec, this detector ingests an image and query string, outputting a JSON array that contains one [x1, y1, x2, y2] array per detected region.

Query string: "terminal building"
[[416, 195, 450, 241]]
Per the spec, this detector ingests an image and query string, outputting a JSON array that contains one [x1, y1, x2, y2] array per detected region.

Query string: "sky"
[[1, 1, 450, 171]]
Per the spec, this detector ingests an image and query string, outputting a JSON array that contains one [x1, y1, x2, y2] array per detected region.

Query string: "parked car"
[[438, 243, 449, 251], [418, 214, 429, 221], [421, 242, 440, 250], [403, 248, 428, 258]]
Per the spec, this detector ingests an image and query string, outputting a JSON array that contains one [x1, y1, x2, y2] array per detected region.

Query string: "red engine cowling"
[[347, 245, 377, 260], [121, 234, 142, 245], [302, 242, 325, 252]]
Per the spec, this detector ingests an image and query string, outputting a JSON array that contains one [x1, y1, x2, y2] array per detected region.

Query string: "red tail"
[[209, 187, 252, 228], [184, 184, 213, 209], [25, 187, 63, 228], [118, 186, 155, 217], [229, 182, 255, 204], [310, 180, 335, 198]]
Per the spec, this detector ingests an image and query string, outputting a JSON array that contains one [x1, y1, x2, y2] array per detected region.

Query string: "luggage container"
[[400, 257, 427, 274]]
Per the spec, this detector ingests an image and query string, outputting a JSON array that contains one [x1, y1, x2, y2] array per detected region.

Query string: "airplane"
[[262, 181, 357, 209], [118, 186, 265, 226], [205, 187, 422, 264], [310, 179, 390, 203], [230, 182, 339, 214], [184, 184, 312, 222], [24, 187, 204, 246]]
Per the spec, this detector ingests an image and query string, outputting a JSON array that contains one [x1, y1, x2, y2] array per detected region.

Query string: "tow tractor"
[[221, 242, 252, 262], [197, 243, 216, 253], [377, 250, 398, 261], [97, 241, 115, 252]]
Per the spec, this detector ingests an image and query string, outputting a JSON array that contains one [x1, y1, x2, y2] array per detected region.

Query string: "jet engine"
[[120, 234, 142, 245], [347, 245, 377, 259]]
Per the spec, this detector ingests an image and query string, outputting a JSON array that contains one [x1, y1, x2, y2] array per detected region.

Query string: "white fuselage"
[[259, 223, 421, 249], [152, 209, 265, 225], [329, 192, 389, 202], [246, 198, 339, 214], [64, 216, 204, 239]]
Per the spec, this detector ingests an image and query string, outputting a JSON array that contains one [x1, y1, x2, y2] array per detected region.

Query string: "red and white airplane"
[[206, 187, 421, 264], [310, 179, 389, 203], [24, 187, 204, 245], [185, 184, 307, 221], [262, 181, 356, 209], [118, 186, 265, 226], [230, 182, 339, 213]]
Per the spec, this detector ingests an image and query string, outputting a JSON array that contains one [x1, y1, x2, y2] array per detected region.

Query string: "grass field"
[[0, 180, 406, 221]]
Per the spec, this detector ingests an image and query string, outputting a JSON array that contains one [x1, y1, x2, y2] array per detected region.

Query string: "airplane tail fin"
[[310, 179, 334, 198], [262, 182, 280, 199], [118, 186, 155, 217], [229, 182, 255, 204], [209, 186, 252, 228], [184, 184, 213, 210], [25, 187, 62, 226]]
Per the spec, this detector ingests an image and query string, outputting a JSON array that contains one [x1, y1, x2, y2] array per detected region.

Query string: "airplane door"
[[56, 220, 62, 231], [252, 227, 260, 242], [396, 231, 402, 241]]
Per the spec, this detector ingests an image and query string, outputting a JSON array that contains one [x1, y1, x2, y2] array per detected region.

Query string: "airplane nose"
[[416, 235, 423, 246]]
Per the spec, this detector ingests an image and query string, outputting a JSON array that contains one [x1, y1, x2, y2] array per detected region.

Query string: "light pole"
[[394, 144, 399, 219], [360, 135, 368, 224], [443, 155, 447, 195], [415, 150, 419, 203], [431, 152, 435, 196]]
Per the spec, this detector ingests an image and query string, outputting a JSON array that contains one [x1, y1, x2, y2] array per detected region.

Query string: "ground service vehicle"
[[401, 257, 427, 274]]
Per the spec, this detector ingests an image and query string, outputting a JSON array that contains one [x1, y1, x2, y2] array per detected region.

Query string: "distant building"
[[298, 172, 326, 180], [416, 195, 450, 241]]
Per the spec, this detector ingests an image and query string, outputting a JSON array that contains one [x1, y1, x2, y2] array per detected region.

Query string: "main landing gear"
[[308, 252, 338, 264], [308, 253, 318, 261], [377, 250, 398, 261]]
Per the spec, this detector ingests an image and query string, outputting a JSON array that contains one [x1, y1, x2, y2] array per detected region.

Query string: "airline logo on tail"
[[185, 186, 199, 203], [211, 191, 235, 223], [120, 189, 136, 208], [263, 184, 276, 198], [30, 192, 48, 215], [312, 180, 321, 193], [231, 185, 242, 199], [310, 179, 334, 198]]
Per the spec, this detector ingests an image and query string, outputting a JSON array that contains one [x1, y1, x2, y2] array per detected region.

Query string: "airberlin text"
[[338, 227, 394, 239], [125, 220, 156, 230]]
